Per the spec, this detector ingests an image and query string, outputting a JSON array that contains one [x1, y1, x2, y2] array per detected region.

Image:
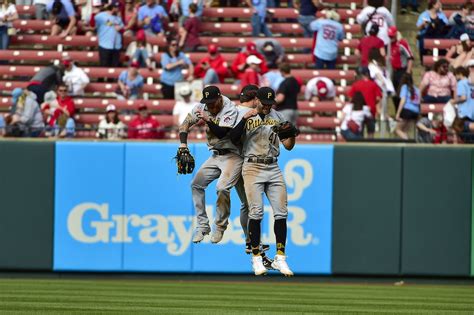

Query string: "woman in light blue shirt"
[[160, 38, 194, 99], [395, 73, 420, 140]]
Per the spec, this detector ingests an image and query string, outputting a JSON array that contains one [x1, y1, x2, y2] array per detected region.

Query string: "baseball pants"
[[191, 153, 244, 232]]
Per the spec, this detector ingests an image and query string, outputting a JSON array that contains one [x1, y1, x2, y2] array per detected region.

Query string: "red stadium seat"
[[75, 113, 175, 127]]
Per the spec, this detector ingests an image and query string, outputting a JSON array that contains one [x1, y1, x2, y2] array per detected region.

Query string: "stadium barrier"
[[0, 141, 473, 276]]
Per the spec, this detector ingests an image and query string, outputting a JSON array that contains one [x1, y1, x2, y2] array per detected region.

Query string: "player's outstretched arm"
[[282, 137, 295, 151]]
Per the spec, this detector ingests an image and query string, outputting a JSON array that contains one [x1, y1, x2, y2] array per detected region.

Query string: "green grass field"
[[0, 278, 473, 314]]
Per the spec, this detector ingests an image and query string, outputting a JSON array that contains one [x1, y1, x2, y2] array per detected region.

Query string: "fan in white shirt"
[[340, 91, 372, 140], [356, 0, 395, 45], [304, 76, 337, 102], [173, 85, 199, 125], [62, 58, 90, 96], [96, 104, 127, 140]]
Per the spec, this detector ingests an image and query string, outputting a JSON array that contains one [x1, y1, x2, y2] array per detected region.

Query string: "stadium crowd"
[[0, 0, 473, 143]]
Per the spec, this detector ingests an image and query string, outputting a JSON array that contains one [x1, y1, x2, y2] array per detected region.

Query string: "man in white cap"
[[446, 33, 473, 69], [173, 85, 198, 125], [310, 10, 345, 69], [240, 55, 263, 88]]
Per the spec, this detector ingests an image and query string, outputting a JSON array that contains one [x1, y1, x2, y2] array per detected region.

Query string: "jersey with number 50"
[[240, 108, 286, 159], [357, 6, 394, 45], [310, 18, 344, 62]]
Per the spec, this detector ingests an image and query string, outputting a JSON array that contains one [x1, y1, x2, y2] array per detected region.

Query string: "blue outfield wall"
[[53, 142, 334, 274]]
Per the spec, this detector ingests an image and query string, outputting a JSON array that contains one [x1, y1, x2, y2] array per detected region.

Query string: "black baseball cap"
[[240, 84, 258, 102], [257, 87, 276, 105], [200, 86, 221, 104]]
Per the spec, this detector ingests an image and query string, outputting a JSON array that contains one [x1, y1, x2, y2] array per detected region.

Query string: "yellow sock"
[[277, 250, 285, 256]]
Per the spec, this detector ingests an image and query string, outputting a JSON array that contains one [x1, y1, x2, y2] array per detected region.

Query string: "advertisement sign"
[[54, 142, 333, 274]]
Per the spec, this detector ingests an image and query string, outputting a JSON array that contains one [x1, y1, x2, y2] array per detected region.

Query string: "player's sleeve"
[[274, 110, 287, 123], [218, 100, 238, 128]]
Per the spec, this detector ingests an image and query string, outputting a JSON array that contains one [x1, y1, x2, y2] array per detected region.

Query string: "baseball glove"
[[272, 121, 300, 140], [175, 147, 195, 174]]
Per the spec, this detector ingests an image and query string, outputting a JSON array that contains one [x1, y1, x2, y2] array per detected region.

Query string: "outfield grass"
[[0, 278, 473, 314]]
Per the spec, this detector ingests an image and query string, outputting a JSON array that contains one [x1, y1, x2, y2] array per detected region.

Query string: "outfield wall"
[[0, 140, 472, 276]]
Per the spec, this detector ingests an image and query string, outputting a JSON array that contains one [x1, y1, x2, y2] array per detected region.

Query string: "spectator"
[[194, 44, 229, 85], [50, 83, 76, 126], [394, 73, 420, 140], [62, 57, 90, 96], [219, 0, 239, 7], [41, 92, 75, 138], [419, 58, 456, 103], [28, 64, 63, 104], [447, 2, 473, 40], [173, 85, 197, 125], [246, 0, 272, 37], [356, 0, 394, 46], [310, 10, 344, 70], [417, 0, 449, 62], [295, 0, 319, 39], [368, 48, 395, 95], [400, 0, 419, 15], [137, 0, 168, 36], [452, 66, 474, 123], [5, 89, 44, 137], [275, 63, 300, 125], [304, 76, 337, 102], [0, 114, 4, 136], [47, 0, 77, 37], [128, 104, 163, 139], [125, 30, 154, 69], [178, 3, 201, 52], [446, 33, 474, 69], [124, 0, 140, 35], [34, 0, 49, 20], [262, 68, 284, 91], [116, 61, 144, 100], [95, 1, 124, 68], [176, 0, 204, 26], [0, 0, 18, 50], [240, 55, 264, 88], [355, 24, 385, 69], [340, 91, 372, 141], [255, 39, 285, 69], [417, 114, 447, 143], [348, 68, 382, 138], [160, 37, 194, 99], [231, 42, 268, 81], [97, 104, 127, 139], [388, 26, 414, 110]]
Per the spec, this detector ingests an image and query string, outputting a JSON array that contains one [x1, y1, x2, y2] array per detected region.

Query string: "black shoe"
[[261, 254, 275, 270]]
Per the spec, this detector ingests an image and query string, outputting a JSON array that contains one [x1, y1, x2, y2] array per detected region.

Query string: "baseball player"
[[237, 84, 274, 270], [178, 86, 243, 244], [229, 87, 297, 276]]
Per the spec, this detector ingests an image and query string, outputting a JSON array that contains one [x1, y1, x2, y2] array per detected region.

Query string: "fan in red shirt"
[[355, 24, 386, 68], [194, 44, 230, 84], [231, 42, 268, 80], [347, 68, 382, 138], [47, 83, 76, 127], [240, 55, 264, 89], [128, 104, 164, 139]]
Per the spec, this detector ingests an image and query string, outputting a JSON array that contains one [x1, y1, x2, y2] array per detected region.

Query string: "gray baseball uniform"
[[239, 108, 288, 221], [188, 96, 244, 233]]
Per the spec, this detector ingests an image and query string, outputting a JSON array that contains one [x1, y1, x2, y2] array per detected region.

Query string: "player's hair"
[[399, 73, 416, 101], [367, 0, 383, 8], [454, 66, 469, 77], [240, 85, 258, 103], [351, 91, 366, 111], [279, 63, 291, 74]]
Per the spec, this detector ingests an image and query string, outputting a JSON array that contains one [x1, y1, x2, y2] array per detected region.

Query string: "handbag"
[[346, 108, 360, 133]]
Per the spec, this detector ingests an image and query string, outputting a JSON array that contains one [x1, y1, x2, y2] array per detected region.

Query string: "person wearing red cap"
[[178, 3, 201, 52], [125, 30, 154, 69], [62, 57, 90, 96], [231, 42, 268, 81], [116, 61, 144, 100], [304, 76, 336, 102], [387, 25, 414, 111], [194, 44, 230, 85], [127, 104, 163, 139]]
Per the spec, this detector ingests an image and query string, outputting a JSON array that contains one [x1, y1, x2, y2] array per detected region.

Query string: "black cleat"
[[261, 254, 275, 270], [246, 243, 271, 254]]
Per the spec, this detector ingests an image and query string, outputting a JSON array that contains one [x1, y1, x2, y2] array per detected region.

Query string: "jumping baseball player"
[[229, 86, 298, 276], [178, 85, 243, 244]]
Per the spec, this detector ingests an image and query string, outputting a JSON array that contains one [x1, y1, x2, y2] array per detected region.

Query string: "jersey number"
[[322, 27, 336, 40], [371, 17, 384, 27]]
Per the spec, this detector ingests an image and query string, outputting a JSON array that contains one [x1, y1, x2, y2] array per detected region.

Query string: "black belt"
[[212, 149, 232, 155], [247, 157, 277, 164]]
